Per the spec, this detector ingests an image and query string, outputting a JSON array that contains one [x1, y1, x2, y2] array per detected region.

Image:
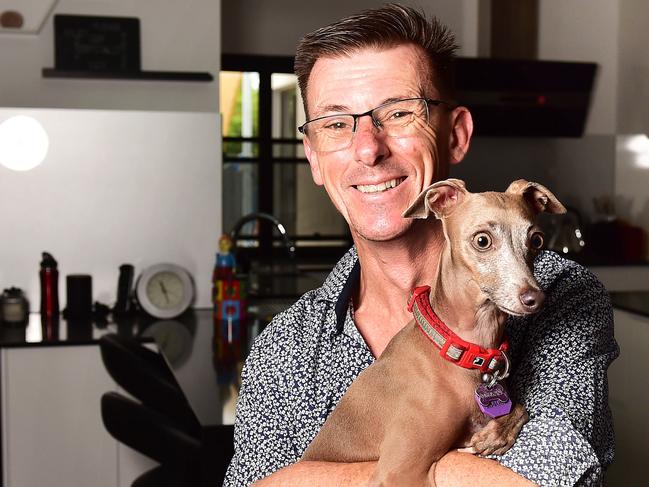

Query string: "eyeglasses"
[[297, 97, 454, 153]]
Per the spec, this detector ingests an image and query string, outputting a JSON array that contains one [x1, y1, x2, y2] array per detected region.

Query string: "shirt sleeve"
[[223, 315, 300, 487], [495, 260, 619, 486]]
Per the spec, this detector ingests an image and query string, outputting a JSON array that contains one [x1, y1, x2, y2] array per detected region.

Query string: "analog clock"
[[135, 263, 195, 319]]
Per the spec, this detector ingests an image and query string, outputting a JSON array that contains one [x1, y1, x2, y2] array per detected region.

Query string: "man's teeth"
[[357, 178, 403, 194]]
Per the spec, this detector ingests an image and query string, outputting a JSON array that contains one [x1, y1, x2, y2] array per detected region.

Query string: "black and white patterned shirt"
[[224, 248, 618, 487]]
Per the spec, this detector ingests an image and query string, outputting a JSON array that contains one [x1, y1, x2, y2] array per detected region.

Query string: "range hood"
[[454, 57, 597, 137]]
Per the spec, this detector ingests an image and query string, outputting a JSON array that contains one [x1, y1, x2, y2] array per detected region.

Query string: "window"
[[221, 55, 350, 261]]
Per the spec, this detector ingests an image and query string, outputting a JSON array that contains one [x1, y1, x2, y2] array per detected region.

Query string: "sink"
[[243, 264, 329, 321], [248, 269, 328, 299]]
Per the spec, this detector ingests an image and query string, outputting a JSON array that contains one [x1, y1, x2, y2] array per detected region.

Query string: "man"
[[224, 4, 617, 486]]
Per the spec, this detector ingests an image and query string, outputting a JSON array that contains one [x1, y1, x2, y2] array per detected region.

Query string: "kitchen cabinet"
[[606, 308, 649, 485], [0, 343, 154, 487]]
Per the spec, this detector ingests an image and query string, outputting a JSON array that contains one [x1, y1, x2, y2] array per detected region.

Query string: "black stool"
[[99, 333, 234, 486]]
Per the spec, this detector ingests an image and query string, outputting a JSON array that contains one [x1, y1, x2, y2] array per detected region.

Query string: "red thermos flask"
[[39, 252, 59, 319]]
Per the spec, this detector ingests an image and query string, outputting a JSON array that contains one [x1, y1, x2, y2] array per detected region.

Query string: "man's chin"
[[350, 220, 413, 243]]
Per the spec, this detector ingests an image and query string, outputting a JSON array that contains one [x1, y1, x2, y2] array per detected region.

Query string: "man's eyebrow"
[[379, 96, 408, 105], [313, 104, 349, 117]]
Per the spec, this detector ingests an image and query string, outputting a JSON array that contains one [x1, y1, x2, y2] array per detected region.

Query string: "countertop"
[[0, 286, 645, 428], [0, 309, 255, 426]]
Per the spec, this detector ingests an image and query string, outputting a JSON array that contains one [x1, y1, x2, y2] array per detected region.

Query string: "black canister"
[[65, 274, 93, 319], [39, 252, 59, 319]]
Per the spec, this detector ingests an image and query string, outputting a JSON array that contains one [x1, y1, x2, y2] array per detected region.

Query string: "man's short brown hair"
[[294, 3, 458, 116]]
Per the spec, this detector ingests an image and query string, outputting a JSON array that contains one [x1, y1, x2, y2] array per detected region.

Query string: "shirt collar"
[[313, 246, 361, 334], [335, 259, 360, 334]]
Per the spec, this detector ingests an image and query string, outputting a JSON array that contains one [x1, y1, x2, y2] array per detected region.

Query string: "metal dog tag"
[[475, 383, 512, 418]]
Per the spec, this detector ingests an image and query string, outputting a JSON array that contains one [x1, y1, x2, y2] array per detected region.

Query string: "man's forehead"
[[306, 45, 434, 115]]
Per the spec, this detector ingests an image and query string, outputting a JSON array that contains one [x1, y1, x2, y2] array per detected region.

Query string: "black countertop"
[[0, 287, 645, 426], [0, 309, 257, 426]]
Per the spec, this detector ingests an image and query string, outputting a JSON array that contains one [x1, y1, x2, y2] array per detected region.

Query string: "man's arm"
[[251, 453, 535, 486], [251, 461, 375, 486], [223, 315, 302, 487], [492, 255, 618, 486]]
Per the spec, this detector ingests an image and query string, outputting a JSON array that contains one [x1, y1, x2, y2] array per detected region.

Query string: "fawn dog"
[[302, 178, 566, 485]]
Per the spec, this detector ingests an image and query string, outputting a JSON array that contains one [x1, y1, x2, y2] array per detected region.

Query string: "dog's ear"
[[506, 179, 567, 214], [402, 178, 467, 219]]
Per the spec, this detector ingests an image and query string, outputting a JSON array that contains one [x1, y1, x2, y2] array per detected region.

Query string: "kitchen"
[[1, 0, 648, 486]]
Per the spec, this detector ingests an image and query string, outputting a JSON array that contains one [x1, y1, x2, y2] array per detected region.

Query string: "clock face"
[[136, 264, 195, 319], [145, 271, 185, 310]]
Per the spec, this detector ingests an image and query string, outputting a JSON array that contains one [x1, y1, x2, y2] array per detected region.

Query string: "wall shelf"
[[41, 68, 213, 82]]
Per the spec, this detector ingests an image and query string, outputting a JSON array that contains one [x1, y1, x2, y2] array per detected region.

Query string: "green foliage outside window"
[[224, 79, 259, 157]]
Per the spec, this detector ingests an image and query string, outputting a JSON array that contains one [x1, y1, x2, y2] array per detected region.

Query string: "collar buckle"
[[407, 285, 431, 312]]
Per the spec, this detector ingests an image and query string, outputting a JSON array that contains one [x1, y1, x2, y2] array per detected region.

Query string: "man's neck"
[[351, 220, 445, 356]]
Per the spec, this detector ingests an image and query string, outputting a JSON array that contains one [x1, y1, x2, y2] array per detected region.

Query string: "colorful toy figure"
[[215, 234, 237, 279], [212, 233, 247, 385]]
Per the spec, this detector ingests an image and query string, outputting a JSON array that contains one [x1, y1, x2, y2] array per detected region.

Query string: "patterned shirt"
[[224, 248, 618, 487]]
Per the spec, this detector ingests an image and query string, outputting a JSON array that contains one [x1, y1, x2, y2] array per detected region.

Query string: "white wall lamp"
[[0, 115, 50, 171]]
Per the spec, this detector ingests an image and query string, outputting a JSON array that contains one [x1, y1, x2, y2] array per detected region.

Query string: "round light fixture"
[[0, 115, 49, 171]]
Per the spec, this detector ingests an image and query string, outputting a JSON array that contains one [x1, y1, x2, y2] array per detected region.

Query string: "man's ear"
[[402, 178, 467, 219], [448, 107, 473, 165], [506, 179, 567, 214], [304, 137, 324, 186]]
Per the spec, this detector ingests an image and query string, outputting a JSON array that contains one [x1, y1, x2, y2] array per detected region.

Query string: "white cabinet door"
[[1, 345, 117, 487], [606, 310, 649, 486]]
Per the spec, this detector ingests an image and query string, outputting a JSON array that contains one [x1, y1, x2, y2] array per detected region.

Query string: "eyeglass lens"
[[303, 98, 430, 152]]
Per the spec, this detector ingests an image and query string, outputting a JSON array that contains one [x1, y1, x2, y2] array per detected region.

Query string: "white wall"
[[0, 108, 221, 309], [614, 1, 649, 254], [453, 135, 616, 222], [617, 0, 649, 134], [1, 1, 223, 307], [0, 0, 221, 111], [222, 0, 480, 57], [538, 0, 619, 135]]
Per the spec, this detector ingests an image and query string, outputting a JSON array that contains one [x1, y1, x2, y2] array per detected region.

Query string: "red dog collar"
[[408, 285, 509, 375]]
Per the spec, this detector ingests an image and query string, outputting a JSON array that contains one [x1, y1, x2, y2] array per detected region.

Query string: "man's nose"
[[352, 116, 388, 166]]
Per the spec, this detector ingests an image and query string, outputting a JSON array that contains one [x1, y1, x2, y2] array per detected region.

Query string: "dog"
[[302, 178, 566, 486]]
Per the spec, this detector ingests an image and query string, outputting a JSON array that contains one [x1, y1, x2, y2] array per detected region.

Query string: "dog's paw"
[[465, 403, 529, 456]]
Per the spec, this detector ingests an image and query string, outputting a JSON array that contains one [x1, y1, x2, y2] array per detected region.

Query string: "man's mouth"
[[355, 177, 405, 194]]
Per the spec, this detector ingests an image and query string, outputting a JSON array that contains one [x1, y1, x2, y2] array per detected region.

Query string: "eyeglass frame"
[[297, 97, 456, 150]]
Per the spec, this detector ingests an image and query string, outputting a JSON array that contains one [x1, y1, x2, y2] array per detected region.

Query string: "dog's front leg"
[[369, 405, 463, 487], [460, 403, 529, 456]]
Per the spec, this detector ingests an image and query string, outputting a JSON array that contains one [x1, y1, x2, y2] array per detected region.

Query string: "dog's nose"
[[519, 288, 545, 311]]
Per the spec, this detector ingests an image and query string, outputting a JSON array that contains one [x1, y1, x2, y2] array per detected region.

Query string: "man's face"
[[303, 44, 468, 243]]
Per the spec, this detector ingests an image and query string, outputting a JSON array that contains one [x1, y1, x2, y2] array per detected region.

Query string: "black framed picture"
[[54, 14, 141, 72]]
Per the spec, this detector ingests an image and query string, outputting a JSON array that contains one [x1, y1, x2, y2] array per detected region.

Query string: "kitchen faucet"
[[229, 212, 296, 260]]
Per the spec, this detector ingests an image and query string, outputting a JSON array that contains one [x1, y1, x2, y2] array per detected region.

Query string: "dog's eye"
[[472, 232, 492, 250], [529, 232, 544, 250]]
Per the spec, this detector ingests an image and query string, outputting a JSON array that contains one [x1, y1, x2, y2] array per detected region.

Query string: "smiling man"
[[224, 4, 617, 486]]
